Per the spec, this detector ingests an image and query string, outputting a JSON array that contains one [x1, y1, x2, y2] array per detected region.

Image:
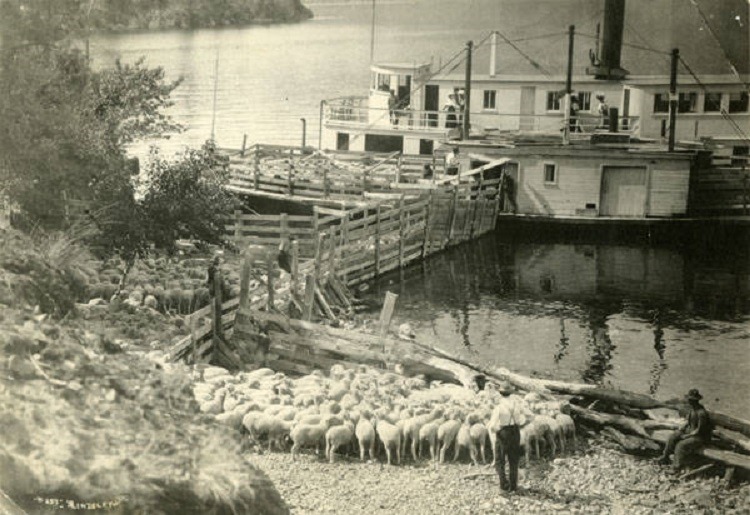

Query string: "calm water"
[[365, 228, 750, 418], [89, 0, 606, 155], [88, 1, 750, 417]]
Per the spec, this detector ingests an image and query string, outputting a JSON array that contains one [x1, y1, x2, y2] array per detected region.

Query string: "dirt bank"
[[247, 438, 750, 514]]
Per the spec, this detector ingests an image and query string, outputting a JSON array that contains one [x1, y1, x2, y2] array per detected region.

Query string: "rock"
[[7, 355, 38, 378]]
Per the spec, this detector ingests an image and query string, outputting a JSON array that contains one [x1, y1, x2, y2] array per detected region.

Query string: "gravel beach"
[[247, 439, 750, 514]]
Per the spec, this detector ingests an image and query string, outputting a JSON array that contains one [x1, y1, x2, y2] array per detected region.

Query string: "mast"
[[462, 40, 473, 140], [668, 48, 679, 152], [563, 25, 575, 145], [370, 0, 376, 63]]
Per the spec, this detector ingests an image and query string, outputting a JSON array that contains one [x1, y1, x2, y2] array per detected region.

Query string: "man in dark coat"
[[657, 388, 713, 473]]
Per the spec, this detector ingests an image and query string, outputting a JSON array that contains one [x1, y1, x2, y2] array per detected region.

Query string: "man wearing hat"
[[657, 388, 714, 473]]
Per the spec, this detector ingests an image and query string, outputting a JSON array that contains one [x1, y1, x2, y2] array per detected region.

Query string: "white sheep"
[[454, 423, 475, 464], [325, 422, 355, 463], [355, 413, 377, 462], [375, 419, 401, 465], [403, 408, 444, 462], [470, 422, 489, 465], [555, 413, 577, 451], [290, 417, 336, 459], [437, 415, 462, 464], [418, 419, 442, 462]]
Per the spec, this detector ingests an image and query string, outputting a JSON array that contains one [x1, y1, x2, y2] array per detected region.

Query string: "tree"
[[0, 0, 238, 292]]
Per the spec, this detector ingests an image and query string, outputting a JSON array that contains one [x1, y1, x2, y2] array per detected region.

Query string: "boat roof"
[[371, 62, 431, 74]]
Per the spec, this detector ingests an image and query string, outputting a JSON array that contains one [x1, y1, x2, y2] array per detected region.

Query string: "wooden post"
[[398, 195, 405, 268], [362, 167, 368, 196], [280, 212, 289, 247], [396, 153, 403, 184], [240, 134, 248, 157], [422, 190, 433, 258], [327, 224, 337, 280], [212, 266, 224, 343], [234, 210, 243, 242], [375, 204, 381, 276], [254, 144, 260, 190], [291, 239, 300, 299], [288, 151, 295, 196], [313, 231, 323, 285], [341, 212, 350, 283], [266, 252, 275, 311], [448, 185, 460, 244], [303, 273, 315, 321], [476, 196, 488, 235], [378, 291, 398, 347], [323, 161, 330, 198], [432, 153, 437, 185], [238, 252, 253, 310]]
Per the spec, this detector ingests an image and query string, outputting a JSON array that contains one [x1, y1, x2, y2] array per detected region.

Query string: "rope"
[[687, 0, 750, 89]]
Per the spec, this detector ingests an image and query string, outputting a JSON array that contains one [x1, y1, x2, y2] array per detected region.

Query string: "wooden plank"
[[378, 292, 398, 341], [315, 284, 337, 320], [303, 274, 315, 321]]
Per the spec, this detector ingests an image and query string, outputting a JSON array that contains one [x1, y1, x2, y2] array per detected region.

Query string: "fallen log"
[[601, 426, 661, 454], [569, 405, 653, 439], [701, 448, 750, 471], [411, 339, 750, 440]]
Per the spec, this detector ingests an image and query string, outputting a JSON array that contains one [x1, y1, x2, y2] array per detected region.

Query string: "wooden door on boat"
[[600, 166, 647, 217], [519, 86, 536, 131], [424, 85, 439, 127]]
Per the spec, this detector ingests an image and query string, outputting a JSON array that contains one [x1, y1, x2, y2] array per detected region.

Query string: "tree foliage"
[[0, 0, 237, 278]]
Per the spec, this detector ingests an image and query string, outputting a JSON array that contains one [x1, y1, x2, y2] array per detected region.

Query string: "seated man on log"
[[657, 388, 714, 473]]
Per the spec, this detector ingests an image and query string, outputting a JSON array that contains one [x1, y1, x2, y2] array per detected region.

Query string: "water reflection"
[[366, 227, 750, 418]]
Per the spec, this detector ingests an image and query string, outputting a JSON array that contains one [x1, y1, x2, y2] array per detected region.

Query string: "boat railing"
[[323, 98, 640, 136]]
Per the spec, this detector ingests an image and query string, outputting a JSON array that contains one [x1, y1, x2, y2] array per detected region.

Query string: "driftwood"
[[405, 340, 750, 442], [601, 427, 661, 454]]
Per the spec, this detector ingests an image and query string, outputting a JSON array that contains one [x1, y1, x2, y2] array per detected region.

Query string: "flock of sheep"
[[194, 363, 577, 466]]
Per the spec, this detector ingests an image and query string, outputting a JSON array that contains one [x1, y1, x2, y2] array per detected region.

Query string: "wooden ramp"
[[230, 307, 481, 387]]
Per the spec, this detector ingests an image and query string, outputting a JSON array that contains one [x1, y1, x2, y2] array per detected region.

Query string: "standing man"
[[388, 90, 398, 125], [445, 146, 461, 176], [596, 94, 609, 129], [657, 389, 713, 474], [489, 395, 526, 492]]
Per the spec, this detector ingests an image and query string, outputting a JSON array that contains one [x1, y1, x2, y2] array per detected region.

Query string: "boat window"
[[543, 162, 557, 184], [678, 92, 698, 113], [483, 90, 497, 110], [728, 92, 749, 113], [546, 91, 562, 111], [703, 92, 722, 112], [576, 91, 592, 111], [653, 93, 669, 113], [377, 74, 391, 91]]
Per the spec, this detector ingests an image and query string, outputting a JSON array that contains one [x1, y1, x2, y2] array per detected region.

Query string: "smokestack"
[[587, 0, 629, 80]]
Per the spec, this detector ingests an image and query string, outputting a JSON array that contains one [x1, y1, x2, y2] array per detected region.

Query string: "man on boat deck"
[[657, 388, 714, 473]]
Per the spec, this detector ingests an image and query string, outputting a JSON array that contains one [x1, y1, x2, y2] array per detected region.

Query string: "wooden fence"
[[225, 187, 500, 287], [225, 144, 447, 200]]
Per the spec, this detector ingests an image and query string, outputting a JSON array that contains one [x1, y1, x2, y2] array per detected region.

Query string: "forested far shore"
[[45, 0, 314, 32]]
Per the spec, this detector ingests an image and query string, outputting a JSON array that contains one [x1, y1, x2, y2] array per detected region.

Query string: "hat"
[[596, 94, 605, 100], [686, 389, 703, 401]]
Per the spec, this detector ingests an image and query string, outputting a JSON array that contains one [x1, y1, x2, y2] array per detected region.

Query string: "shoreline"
[[246, 438, 749, 514]]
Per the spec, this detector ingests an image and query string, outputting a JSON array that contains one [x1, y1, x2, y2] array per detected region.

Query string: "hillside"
[[87, 0, 314, 31]]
